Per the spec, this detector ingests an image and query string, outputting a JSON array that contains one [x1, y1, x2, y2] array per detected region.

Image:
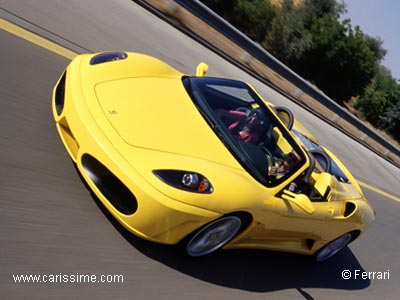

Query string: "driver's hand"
[[269, 165, 278, 176]]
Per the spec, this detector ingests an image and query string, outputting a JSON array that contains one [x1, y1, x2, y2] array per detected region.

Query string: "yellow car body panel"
[[94, 77, 239, 168], [52, 52, 374, 258]]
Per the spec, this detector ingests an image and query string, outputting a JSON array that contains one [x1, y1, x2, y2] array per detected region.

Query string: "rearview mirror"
[[282, 190, 315, 214], [196, 62, 209, 77]]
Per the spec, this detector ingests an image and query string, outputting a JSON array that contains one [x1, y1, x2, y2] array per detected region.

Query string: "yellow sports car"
[[52, 51, 375, 262]]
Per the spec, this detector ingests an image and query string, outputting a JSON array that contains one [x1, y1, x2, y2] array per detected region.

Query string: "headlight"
[[153, 170, 213, 194]]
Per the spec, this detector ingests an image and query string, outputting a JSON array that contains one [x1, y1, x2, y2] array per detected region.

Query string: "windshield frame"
[[183, 76, 308, 187]]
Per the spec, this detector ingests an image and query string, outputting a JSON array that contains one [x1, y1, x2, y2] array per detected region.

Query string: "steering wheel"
[[261, 146, 275, 167], [235, 107, 252, 116]]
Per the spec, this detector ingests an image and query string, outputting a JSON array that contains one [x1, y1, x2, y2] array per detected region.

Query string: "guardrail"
[[134, 0, 400, 167]]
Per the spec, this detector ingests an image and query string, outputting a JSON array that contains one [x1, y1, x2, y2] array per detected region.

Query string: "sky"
[[342, 0, 400, 80]]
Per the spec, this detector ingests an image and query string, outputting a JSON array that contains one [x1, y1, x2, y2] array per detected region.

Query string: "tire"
[[185, 215, 242, 257], [314, 233, 353, 262]]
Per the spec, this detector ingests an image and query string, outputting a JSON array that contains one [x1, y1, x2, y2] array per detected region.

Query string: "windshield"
[[183, 77, 306, 186]]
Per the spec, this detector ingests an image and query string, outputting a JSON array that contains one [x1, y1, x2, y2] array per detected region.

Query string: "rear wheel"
[[314, 233, 353, 262], [185, 216, 242, 257]]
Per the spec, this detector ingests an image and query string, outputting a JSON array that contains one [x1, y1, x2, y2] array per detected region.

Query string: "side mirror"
[[275, 106, 294, 130], [282, 190, 315, 214], [314, 172, 334, 200], [196, 62, 209, 77]]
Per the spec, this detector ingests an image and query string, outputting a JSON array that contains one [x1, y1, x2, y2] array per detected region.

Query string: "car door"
[[266, 193, 333, 241]]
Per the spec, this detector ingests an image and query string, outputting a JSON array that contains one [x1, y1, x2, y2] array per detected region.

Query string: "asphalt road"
[[1, 1, 399, 299]]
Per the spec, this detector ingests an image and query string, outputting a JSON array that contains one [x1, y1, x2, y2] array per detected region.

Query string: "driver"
[[269, 151, 301, 177], [216, 108, 264, 144]]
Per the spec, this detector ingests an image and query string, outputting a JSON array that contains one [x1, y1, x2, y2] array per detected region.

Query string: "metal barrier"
[[135, 0, 400, 167]]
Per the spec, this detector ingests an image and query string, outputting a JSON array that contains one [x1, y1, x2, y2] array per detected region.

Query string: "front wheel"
[[185, 216, 242, 257], [314, 233, 353, 262]]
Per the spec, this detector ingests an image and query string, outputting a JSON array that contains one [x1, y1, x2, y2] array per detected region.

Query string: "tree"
[[356, 67, 400, 140], [365, 35, 387, 63], [233, 0, 277, 42], [201, 0, 277, 42], [291, 14, 379, 104], [264, 0, 312, 64], [302, 0, 346, 24], [380, 102, 400, 140]]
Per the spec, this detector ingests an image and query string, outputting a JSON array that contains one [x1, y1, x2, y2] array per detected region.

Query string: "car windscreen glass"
[[183, 77, 306, 187]]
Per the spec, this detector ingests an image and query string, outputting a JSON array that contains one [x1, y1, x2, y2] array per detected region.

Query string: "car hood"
[[94, 76, 241, 168]]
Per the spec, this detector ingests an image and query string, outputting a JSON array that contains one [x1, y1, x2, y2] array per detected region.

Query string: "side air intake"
[[344, 202, 357, 218]]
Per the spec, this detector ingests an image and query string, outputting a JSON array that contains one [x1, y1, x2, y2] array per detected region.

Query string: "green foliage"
[[302, 0, 346, 23], [356, 68, 400, 140], [293, 19, 378, 103], [202, 0, 276, 42], [364, 35, 387, 62], [264, 0, 312, 64], [233, 0, 277, 42]]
